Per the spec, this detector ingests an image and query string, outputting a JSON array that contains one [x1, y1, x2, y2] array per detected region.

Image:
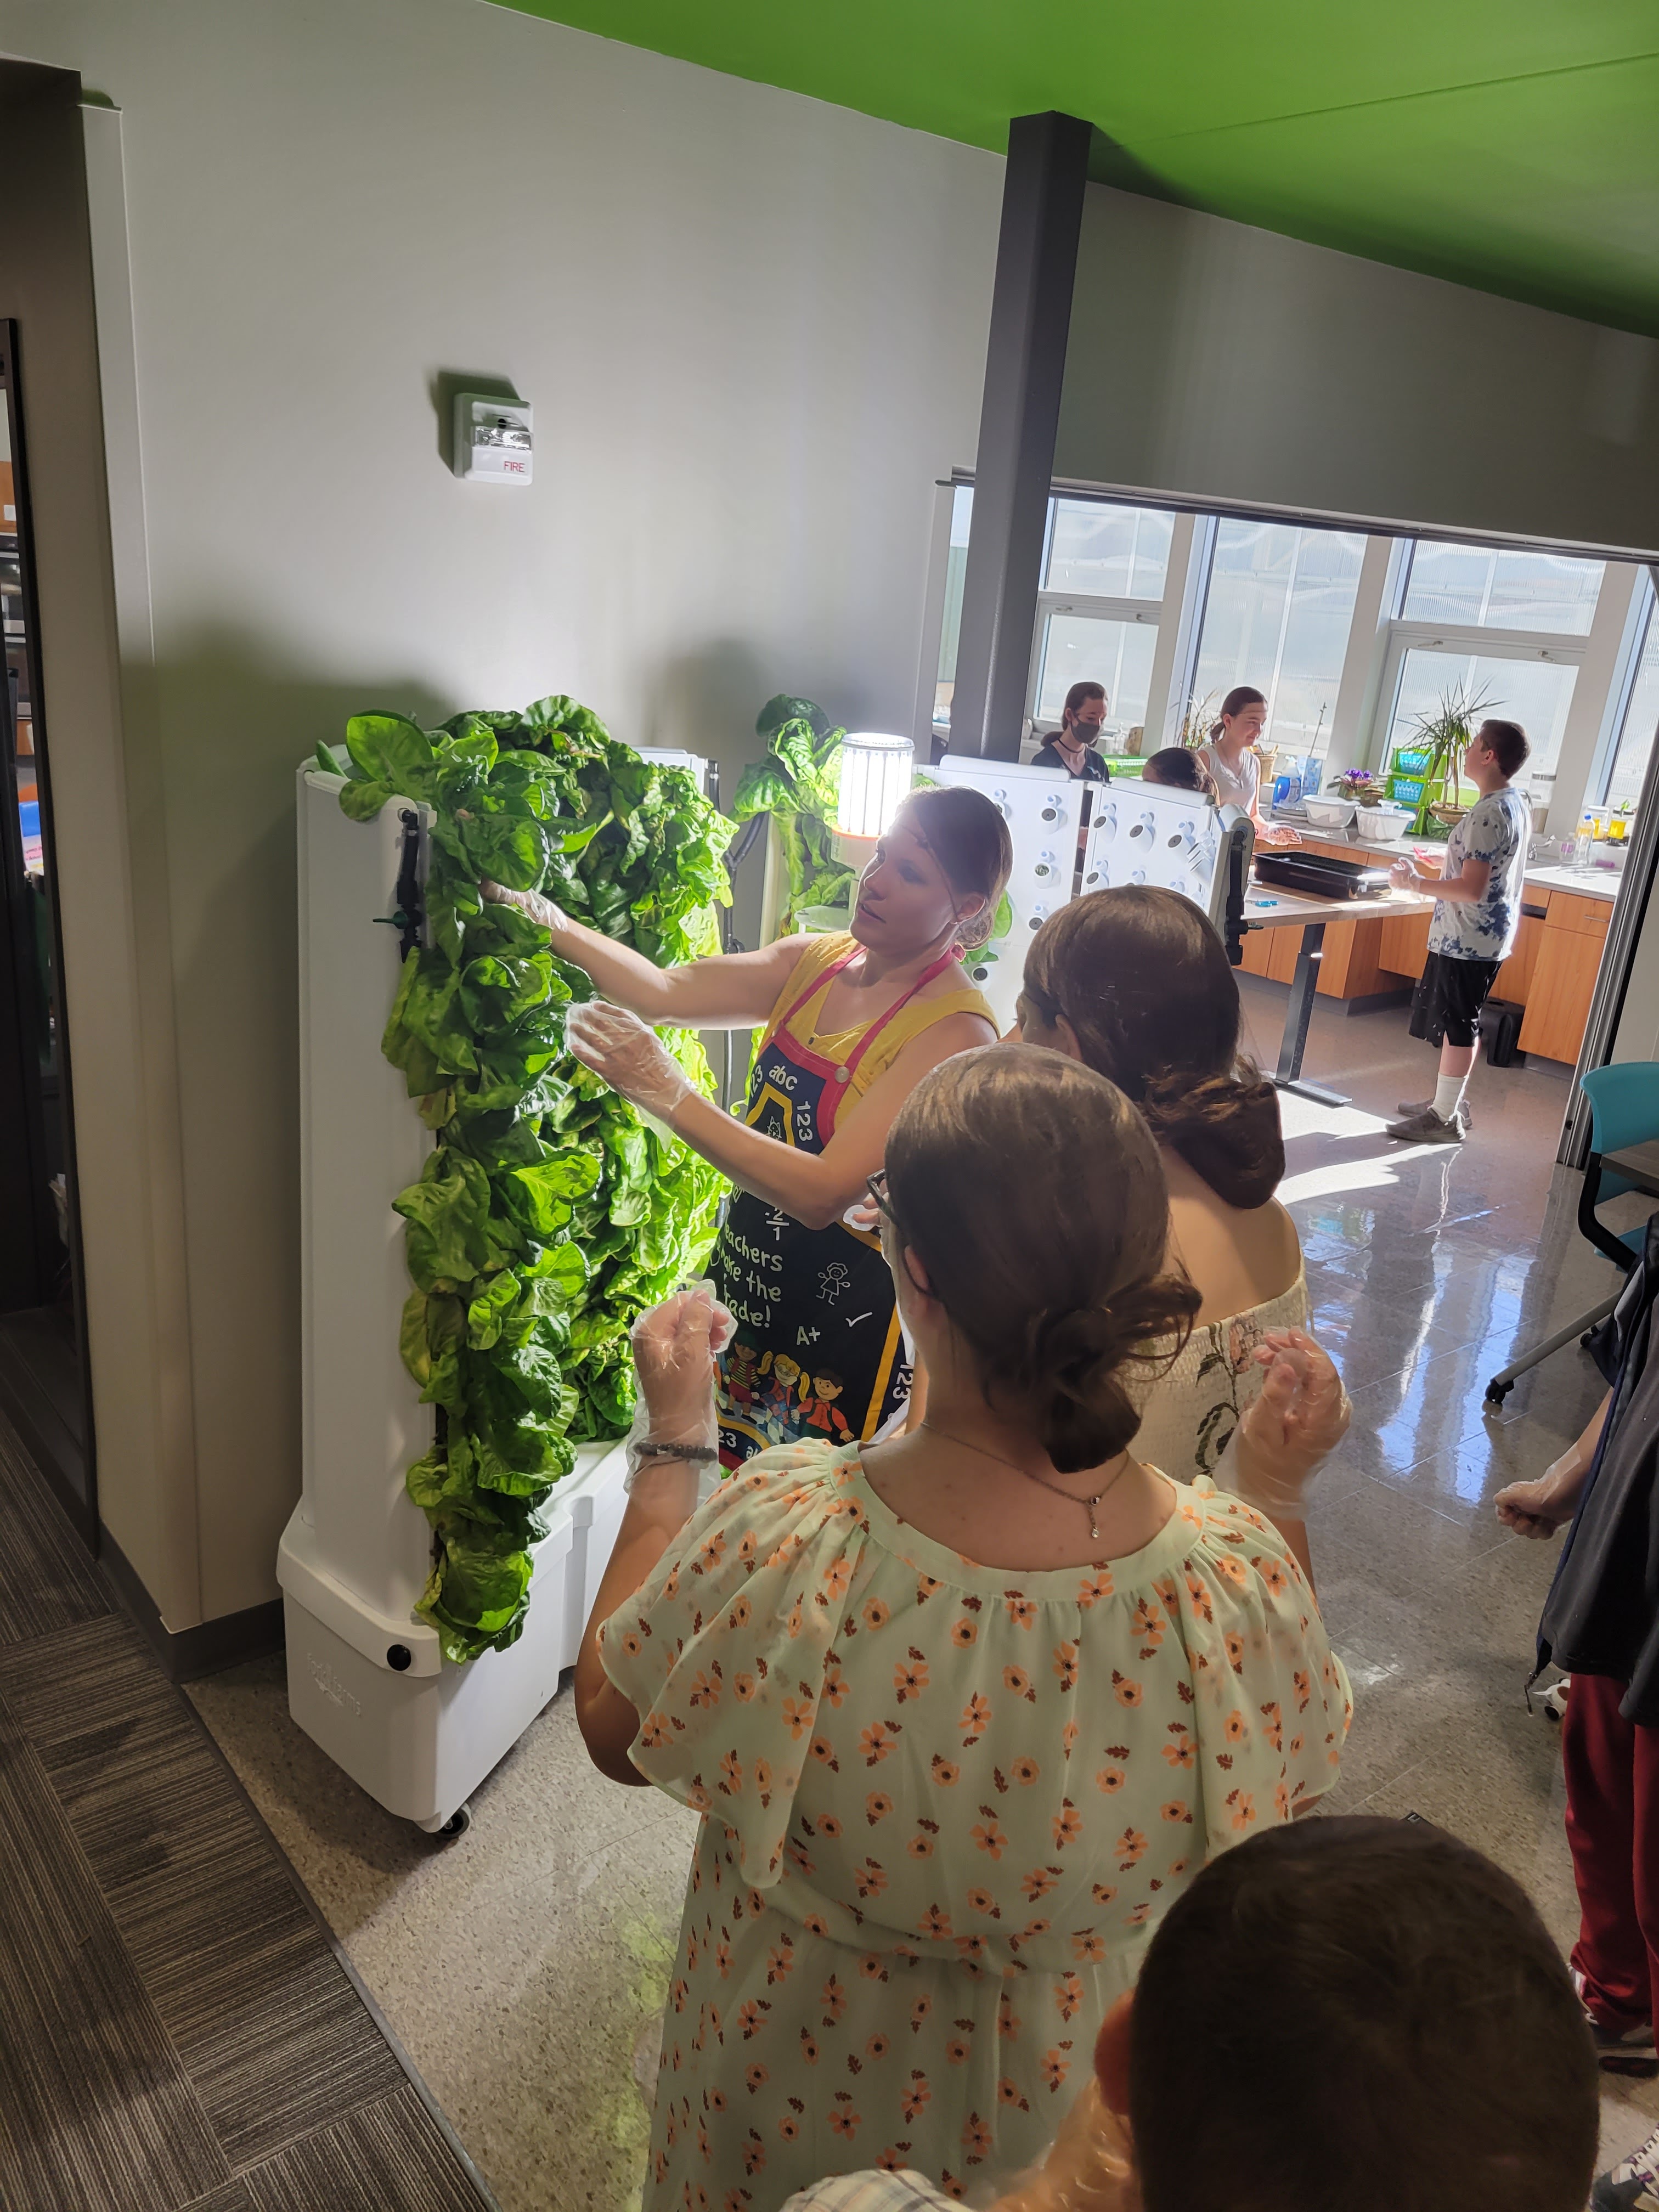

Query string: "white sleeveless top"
[[1198, 742, 1260, 815], [1131, 1268, 1310, 1483]]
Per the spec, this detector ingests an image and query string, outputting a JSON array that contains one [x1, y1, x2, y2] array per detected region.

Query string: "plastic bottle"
[[1574, 814, 1594, 871]]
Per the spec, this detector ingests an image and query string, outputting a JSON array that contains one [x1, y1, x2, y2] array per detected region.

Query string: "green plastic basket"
[[1390, 774, 1426, 805], [1391, 746, 1434, 774]]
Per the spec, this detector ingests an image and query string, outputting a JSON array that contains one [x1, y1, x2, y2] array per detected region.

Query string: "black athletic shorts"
[[1409, 949, 1502, 1049]]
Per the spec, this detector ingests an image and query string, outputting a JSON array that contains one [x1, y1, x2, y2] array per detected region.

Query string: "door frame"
[[0, 319, 98, 1542]]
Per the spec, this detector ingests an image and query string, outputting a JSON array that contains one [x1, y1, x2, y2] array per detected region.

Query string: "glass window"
[[1045, 499, 1171, 599], [933, 484, 973, 727], [1192, 520, 1365, 758], [1602, 592, 1659, 809], [1032, 612, 1156, 740], [1385, 648, 1578, 778], [1402, 540, 1605, 636]]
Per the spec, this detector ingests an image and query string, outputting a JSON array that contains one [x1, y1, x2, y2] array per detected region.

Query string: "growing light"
[[836, 732, 915, 840]]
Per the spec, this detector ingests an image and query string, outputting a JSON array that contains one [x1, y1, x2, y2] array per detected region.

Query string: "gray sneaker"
[[1397, 1096, 1473, 1130], [1593, 2121, 1659, 2209], [1385, 1107, 1465, 1144]]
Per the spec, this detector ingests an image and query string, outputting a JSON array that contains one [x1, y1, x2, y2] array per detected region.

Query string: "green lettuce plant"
[[317, 696, 732, 1661], [731, 693, 857, 928]]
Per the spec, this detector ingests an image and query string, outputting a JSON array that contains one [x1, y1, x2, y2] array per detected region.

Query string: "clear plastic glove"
[[626, 1284, 735, 1504], [1389, 858, 1417, 890], [630, 1284, 735, 1444], [1220, 1327, 1350, 1519], [1495, 1448, 1590, 1539], [566, 1000, 695, 1121], [480, 877, 571, 936], [842, 1194, 881, 1235], [989, 2076, 1135, 2212]]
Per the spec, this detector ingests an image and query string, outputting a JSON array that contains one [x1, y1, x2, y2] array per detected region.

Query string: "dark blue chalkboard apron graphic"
[[711, 945, 960, 1466]]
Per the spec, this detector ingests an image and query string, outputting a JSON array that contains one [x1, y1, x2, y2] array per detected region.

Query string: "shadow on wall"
[[148, 632, 454, 1594], [646, 636, 895, 789], [646, 637, 772, 792]]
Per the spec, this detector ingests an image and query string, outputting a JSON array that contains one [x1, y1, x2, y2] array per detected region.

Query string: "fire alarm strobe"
[[453, 394, 533, 483]]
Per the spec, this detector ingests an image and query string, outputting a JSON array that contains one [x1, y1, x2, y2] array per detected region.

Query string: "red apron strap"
[[836, 945, 962, 1082], [762, 947, 860, 1052], [815, 945, 964, 1143]]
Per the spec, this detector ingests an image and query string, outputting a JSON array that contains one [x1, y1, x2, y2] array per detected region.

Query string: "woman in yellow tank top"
[[484, 788, 1009, 1462]]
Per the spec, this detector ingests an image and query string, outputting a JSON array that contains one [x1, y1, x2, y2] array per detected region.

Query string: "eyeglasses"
[[865, 1168, 898, 1228]]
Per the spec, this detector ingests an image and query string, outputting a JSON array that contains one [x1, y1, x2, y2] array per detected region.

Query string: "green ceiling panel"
[[488, 0, 1659, 332]]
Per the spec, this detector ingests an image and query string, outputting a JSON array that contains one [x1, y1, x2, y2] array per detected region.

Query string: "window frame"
[[1187, 516, 1371, 761], [1024, 589, 1163, 736], [1367, 617, 1588, 780], [1590, 575, 1659, 810]]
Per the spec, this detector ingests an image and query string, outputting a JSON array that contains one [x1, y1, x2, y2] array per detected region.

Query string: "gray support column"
[[949, 112, 1092, 761]]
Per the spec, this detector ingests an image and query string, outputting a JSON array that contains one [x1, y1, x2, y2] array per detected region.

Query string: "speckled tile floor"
[[192, 989, 1659, 2206]]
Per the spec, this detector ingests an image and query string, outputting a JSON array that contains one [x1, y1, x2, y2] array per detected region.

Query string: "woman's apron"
[[711, 946, 960, 1468]]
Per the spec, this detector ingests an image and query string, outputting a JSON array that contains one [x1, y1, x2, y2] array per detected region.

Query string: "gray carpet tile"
[[0, 1688, 230, 2211], [239, 2088, 490, 2212], [0, 1613, 408, 2171], [0, 1416, 108, 1646], [0, 1413, 494, 2210]]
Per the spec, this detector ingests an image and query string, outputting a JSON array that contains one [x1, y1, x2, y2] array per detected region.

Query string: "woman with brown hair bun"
[[577, 1045, 1348, 2210], [1019, 885, 1307, 1481]]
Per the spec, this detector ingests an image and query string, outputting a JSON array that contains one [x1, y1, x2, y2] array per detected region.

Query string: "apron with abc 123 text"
[[710, 947, 961, 1468]]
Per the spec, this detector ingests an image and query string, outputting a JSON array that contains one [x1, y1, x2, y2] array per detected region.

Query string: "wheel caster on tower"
[[1483, 1378, 1514, 1409], [419, 1802, 472, 1841]]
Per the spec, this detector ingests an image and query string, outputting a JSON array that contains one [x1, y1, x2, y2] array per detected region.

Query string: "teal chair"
[[1484, 1060, 1659, 1406]]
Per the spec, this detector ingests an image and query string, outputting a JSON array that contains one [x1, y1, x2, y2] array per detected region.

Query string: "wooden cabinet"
[[1239, 915, 1299, 983], [1239, 829, 1613, 1052], [1494, 910, 1544, 1004], [1379, 912, 1431, 980], [1517, 893, 1610, 1065]]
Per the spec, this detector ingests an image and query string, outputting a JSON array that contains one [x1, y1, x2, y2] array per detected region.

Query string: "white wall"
[[1059, 184, 1659, 557], [0, 0, 1000, 1622]]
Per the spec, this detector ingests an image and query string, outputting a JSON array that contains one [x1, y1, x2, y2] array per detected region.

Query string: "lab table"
[[1240, 878, 1444, 1109]]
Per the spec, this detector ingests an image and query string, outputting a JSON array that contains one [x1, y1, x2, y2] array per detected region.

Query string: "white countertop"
[[1521, 864, 1621, 902], [1279, 819, 1623, 904]]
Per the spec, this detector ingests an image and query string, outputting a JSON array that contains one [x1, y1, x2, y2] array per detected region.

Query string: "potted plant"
[[1404, 682, 1495, 838], [1177, 690, 1218, 751]]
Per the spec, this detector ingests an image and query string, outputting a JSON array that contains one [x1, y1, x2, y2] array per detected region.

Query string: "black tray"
[[1254, 852, 1394, 901]]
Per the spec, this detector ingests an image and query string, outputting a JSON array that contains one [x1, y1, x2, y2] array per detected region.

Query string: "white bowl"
[[1356, 803, 1413, 845], [1302, 795, 1357, 830]]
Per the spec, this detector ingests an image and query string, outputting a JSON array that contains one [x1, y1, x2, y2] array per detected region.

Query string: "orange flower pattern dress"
[[599, 1440, 1350, 2209]]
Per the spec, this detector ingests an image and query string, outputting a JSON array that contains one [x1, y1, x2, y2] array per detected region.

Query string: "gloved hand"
[[992, 2074, 1135, 2212], [480, 878, 572, 936], [566, 1000, 695, 1122], [1221, 1327, 1349, 1519], [630, 1284, 735, 1449]]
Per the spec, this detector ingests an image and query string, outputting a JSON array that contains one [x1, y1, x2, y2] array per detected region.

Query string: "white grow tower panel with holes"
[[278, 768, 629, 1834], [930, 757, 1251, 1028]]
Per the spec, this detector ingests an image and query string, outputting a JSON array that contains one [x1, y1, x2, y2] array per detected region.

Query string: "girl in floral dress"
[[575, 1047, 1349, 2208]]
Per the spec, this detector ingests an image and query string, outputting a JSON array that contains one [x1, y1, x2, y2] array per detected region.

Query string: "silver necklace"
[[920, 1421, 1131, 1542]]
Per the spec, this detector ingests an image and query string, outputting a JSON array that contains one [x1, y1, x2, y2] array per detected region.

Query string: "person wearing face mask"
[[1196, 686, 1299, 848], [1031, 681, 1113, 783], [482, 786, 1008, 1465]]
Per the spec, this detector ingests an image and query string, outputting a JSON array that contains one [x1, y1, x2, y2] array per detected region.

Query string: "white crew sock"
[[1433, 1072, 1469, 1123]]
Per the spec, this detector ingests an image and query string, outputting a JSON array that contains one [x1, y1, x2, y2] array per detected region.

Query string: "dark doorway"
[[0, 321, 95, 1539]]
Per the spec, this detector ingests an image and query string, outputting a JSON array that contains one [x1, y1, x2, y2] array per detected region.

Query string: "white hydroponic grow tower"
[[278, 769, 633, 1835]]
